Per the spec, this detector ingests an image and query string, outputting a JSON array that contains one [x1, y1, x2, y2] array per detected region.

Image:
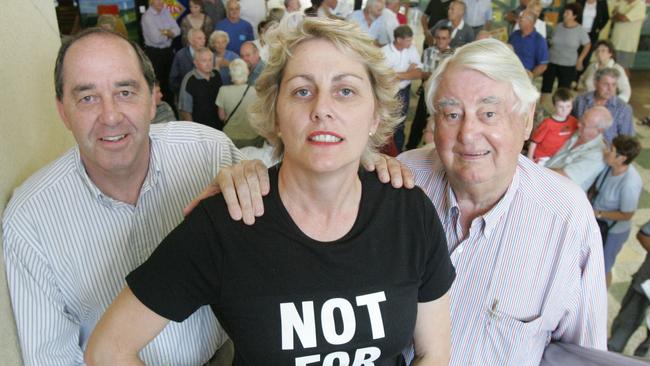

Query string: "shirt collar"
[[73, 138, 162, 207]]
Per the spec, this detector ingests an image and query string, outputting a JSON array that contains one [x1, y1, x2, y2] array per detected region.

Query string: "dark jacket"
[[576, 0, 610, 41]]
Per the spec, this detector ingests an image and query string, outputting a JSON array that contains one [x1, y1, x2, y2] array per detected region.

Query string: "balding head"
[[240, 41, 260, 68]]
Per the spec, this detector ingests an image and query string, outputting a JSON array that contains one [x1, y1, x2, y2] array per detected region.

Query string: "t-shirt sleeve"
[[126, 199, 223, 322], [530, 119, 550, 144], [418, 192, 455, 302]]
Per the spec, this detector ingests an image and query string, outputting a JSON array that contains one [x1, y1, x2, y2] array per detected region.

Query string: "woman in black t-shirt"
[[86, 15, 454, 365]]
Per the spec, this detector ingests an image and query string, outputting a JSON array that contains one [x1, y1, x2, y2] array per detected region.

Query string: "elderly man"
[[373, 0, 401, 46], [240, 41, 265, 86], [346, 0, 385, 42], [3, 28, 240, 365], [430, 0, 475, 49], [398, 39, 606, 365], [179, 47, 223, 129], [382, 25, 423, 152], [545, 106, 613, 191], [141, 0, 180, 107], [509, 10, 548, 78], [169, 28, 206, 98], [572, 68, 634, 144], [464, 0, 492, 33], [215, 0, 254, 55]]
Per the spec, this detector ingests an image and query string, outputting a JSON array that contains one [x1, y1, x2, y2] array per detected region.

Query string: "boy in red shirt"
[[527, 88, 578, 165]]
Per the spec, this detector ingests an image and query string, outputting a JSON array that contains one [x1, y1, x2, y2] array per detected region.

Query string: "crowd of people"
[[4, 0, 650, 364]]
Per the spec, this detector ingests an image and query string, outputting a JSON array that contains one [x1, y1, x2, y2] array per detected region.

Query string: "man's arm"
[[179, 111, 193, 121], [140, 14, 165, 46], [397, 63, 424, 81], [531, 63, 548, 78], [421, 14, 434, 46], [527, 141, 538, 160], [638, 229, 650, 253], [576, 43, 591, 72], [4, 228, 85, 365]]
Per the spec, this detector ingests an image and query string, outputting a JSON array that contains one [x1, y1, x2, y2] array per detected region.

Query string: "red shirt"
[[397, 13, 407, 25], [530, 115, 578, 161]]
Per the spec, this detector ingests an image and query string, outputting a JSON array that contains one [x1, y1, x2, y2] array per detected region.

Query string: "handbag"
[[587, 167, 614, 245]]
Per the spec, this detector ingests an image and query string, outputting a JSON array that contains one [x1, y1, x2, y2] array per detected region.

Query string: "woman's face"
[[275, 39, 379, 174], [563, 9, 575, 23], [211, 36, 228, 53], [604, 144, 625, 167], [595, 45, 613, 64], [190, 1, 202, 14]]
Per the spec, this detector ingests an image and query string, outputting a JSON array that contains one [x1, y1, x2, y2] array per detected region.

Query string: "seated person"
[[527, 88, 577, 165], [545, 106, 612, 191], [151, 80, 176, 124], [86, 16, 454, 365], [178, 47, 224, 130]]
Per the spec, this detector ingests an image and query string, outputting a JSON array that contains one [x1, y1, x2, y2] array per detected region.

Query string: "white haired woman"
[[209, 30, 239, 85], [216, 58, 262, 148], [85, 15, 454, 365]]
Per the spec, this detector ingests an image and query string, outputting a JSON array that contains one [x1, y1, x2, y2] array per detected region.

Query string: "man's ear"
[[522, 104, 535, 140], [56, 98, 72, 131]]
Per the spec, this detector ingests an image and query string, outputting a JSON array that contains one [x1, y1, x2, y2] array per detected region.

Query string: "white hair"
[[426, 38, 539, 117], [229, 58, 250, 84]]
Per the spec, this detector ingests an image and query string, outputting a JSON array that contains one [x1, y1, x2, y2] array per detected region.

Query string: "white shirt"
[[374, 8, 400, 46], [381, 43, 422, 89], [3, 122, 244, 366], [463, 0, 493, 27], [545, 133, 607, 191]]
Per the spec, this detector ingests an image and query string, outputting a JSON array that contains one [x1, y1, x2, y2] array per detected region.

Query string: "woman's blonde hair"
[[249, 14, 402, 163]]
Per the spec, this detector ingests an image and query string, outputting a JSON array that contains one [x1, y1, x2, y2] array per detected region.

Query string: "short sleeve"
[[215, 88, 224, 108], [530, 119, 550, 144], [580, 28, 590, 45], [618, 173, 643, 212], [126, 199, 223, 322], [418, 194, 455, 302]]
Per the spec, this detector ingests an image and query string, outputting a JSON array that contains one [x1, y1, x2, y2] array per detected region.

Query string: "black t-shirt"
[[425, 0, 451, 29], [186, 70, 223, 130], [127, 167, 455, 365]]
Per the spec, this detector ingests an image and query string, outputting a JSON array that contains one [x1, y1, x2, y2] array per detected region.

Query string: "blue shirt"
[[509, 30, 548, 71], [215, 18, 254, 55], [572, 91, 635, 144]]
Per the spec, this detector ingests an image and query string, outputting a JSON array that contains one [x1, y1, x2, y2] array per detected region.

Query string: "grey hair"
[[209, 30, 230, 47], [229, 58, 250, 84], [193, 47, 213, 60], [594, 67, 621, 82], [588, 106, 614, 130], [365, 0, 383, 9], [187, 28, 205, 41], [426, 38, 539, 117]]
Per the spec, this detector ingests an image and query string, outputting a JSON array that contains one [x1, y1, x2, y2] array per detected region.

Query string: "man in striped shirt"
[[397, 39, 607, 365], [2, 28, 239, 365]]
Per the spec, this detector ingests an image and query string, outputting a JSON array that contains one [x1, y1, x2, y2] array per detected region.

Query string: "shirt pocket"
[[480, 309, 547, 365]]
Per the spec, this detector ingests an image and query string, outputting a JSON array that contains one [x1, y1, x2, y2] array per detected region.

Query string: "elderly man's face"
[[433, 66, 532, 188], [227, 2, 241, 21], [56, 34, 155, 182], [189, 31, 206, 50], [240, 44, 260, 67], [434, 29, 451, 50], [150, 0, 164, 12], [369, 0, 385, 19], [595, 74, 618, 100], [286, 0, 300, 12], [448, 3, 464, 21], [577, 109, 603, 142]]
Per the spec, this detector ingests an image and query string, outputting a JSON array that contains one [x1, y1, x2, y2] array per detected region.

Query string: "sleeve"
[[537, 37, 549, 64], [530, 119, 550, 144], [563, 152, 606, 190], [418, 191, 455, 303], [484, 1, 493, 23], [618, 173, 643, 213], [246, 22, 255, 42], [580, 28, 591, 45], [409, 46, 423, 69], [3, 222, 85, 366], [165, 10, 181, 37], [126, 201, 224, 322], [552, 209, 607, 349], [215, 88, 225, 109], [141, 13, 166, 45], [616, 104, 635, 137], [616, 66, 631, 103], [626, 1, 647, 22], [178, 73, 193, 113]]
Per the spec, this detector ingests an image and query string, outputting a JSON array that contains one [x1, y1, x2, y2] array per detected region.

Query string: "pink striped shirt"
[[398, 146, 607, 366]]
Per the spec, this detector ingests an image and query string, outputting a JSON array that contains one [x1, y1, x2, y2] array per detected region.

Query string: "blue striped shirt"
[[398, 147, 607, 366], [3, 122, 244, 366]]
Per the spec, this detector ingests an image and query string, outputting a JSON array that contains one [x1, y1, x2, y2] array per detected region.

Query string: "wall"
[[0, 1, 75, 364]]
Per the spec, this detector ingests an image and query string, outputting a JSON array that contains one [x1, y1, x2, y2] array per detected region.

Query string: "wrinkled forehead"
[[433, 67, 515, 108]]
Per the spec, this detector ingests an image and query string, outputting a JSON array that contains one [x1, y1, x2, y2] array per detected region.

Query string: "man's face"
[[394, 36, 413, 51], [518, 14, 534, 32], [150, 0, 164, 12], [434, 29, 451, 50], [194, 51, 214, 75], [56, 34, 155, 181], [577, 109, 603, 142], [433, 66, 532, 189], [369, 0, 385, 19], [227, 2, 241, 21], [595, 75, 618, 100], [286, 0, 300, 12], [386, 0, 399, 13], [448, 3, 463, 22], [189, 31, 206, 50], [240, 44, 260, 67]]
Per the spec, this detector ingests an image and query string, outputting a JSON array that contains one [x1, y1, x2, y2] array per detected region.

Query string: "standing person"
[[381, 25, 423, 153], [169, 28, 206, 99], [508, 10, 549, 78], [85, 16, 454, 365], [572, 67, 634, 144], [577, 40, 632, 103], [541, 3, 590, 102], [430, 0, 475, 49], [180, 0, 214, 46], [576, 0, 609, 73], [610, 0, 646, 75], [240, 41, 266, 86], [178, 47, 224, 129], [216, 59, 262, 148], [609, 220, 650, 356], [203, 0, 226, 25], [209, 30, 240, 86], [141, 0, 180, 108], [421, 0, 451, 47], [346, 0, 385, 42], [3, 28, 237, 366], [463, 0, 492, 33], [215, 0, 255, 56], [527, 88, 578, 165], [590, 135, 642, 287], [374, 0, 400, 46]]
